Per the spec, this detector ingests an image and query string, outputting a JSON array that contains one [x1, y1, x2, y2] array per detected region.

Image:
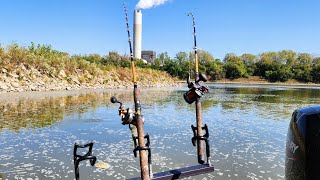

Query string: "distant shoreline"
[[176, 76, 320, 87], [212, 76, 320, 87], [1, 76, 320, 94]]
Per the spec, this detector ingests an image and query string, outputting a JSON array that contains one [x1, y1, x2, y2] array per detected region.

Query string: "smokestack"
[[133, 10, 142, 59]]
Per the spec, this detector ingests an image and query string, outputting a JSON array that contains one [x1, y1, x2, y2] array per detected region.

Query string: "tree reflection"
[[0, 90, 177, 131], [1, 85, 320, 131]]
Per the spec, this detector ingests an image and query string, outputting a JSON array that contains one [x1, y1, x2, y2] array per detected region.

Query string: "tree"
[[289, 53, 313, 82], [159, 52, 170, 63], [293, 66, 311, 82], [259, 52, 278, 63], [278, 50, 297, 66], [223, 54, 247, 79], [223, 53, 238, 63], [297, 53, 313, 66], [197, 50, 215, 64], [224, 63, 246, 79], [102, 51, 130, 67], [151, 58, 162, 69], [223, 53, 248, 79], [264, 62, 293, 82], [82, 54, 102, 64], [240, 54, 257, 76], [175, 52, 188, 63], [240, 54, 256, 65], [311, 65, 320, 83], [313, 57, 320, 66]]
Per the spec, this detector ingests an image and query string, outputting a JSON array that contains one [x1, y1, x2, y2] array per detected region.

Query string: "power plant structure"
[[142, 50, 156, 63], [133, 10, 142, 59]]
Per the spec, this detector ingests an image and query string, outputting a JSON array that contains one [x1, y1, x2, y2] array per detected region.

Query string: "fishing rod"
[[110, 3, 152, 180], [184, 13, 211, 165], [109, 8, 214, 180]]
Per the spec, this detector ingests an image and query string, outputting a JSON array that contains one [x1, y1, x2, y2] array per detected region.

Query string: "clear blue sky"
[[1, 0, 320, 59]]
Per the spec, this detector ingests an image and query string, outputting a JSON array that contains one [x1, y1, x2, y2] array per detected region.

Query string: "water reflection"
[[0, 93, 104, 131], [0, 90, 178, 131], [0, 85, 320, 179]]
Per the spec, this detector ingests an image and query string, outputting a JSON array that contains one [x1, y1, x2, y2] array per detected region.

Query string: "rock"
[[1, 68, 7, 73], [9, 73, 19, 78], [0, 82, 8, 90], [11, 82, 20, 88], [58, 70, 67, 78], [30, 85, 37, 91], [20, 64, 27, 71], [73, 78, 80, 85]]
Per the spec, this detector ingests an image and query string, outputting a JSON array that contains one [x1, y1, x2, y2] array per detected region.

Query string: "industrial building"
[[141, 50, 156, 64]]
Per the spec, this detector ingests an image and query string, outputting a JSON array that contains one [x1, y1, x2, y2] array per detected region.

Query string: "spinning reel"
[[184, 73, 209, 104], [110, 96, 143, 125]]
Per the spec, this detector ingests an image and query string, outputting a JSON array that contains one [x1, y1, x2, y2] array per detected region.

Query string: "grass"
[[0, 43, 175, 88]]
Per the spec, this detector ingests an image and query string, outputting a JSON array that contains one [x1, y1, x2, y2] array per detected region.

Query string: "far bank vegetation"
[[0, 43, 175, 92], [1, 43, 320, 93]]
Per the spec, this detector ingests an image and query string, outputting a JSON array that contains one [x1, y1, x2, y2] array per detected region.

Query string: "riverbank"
[[0, 44, 178, 93], [0, 64, 177, 93], [214, 76, 320, 86]]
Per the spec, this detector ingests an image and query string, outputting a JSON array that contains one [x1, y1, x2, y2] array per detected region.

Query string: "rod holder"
[[73, 142, 97, 180], [132, 134, 152, 177], [191, 124, 211, 164]]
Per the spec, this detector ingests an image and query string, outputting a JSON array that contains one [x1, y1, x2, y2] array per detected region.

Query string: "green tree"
[[297, 53, 313, 66], [175, 52, 188, 63], [264, 62, 293, 82], [102, 51, 130, 67], [151, 58, 162, 69], [223, 53, 247, 79], [259, 52, 278, 63], [311, 65, 320, 83], [293, 65, 312, 82], [82, 54, 102, 64], [290, 53, 313, 82], [240, 53, 257, 76], [159, 52, 170, 63], [197, 50, 215, 64], [278, 50, 297, 66], [204, 59, 224, 80], [313, 57, 320, 66]]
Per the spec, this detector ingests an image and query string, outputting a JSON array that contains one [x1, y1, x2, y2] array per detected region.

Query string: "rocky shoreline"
[[0, 64, 177, 93]]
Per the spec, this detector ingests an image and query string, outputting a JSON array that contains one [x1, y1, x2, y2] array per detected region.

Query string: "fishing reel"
[[110, 96, 142, 125], [184, 73, 209, 104]]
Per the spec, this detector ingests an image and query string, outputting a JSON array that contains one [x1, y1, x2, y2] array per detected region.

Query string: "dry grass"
[[0, 43, 176, 89]]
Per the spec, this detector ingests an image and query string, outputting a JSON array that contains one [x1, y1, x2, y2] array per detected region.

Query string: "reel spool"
[[184, 73, 209, 104], [184, 88, 204, 104]]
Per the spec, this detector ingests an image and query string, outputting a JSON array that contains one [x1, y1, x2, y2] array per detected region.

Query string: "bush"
[[265, 64, 293, 82], [311, 65, 320, 83], [223, 63, 246, 79], [293, 65, 312, 82]]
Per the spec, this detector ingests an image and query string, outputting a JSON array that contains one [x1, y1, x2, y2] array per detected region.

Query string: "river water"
[[1, 84, 320, 180]]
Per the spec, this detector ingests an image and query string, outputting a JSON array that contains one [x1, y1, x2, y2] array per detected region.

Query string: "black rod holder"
[[191, 124, 211, 164], [73, 142, 97, 180]]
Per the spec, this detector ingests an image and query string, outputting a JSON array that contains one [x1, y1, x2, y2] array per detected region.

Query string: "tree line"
[[5, 43, 318, 83], [91, 50, 320, 83]]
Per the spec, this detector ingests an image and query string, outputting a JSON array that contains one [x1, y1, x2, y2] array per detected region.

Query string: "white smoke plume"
[[136, 0, 169, 9]]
